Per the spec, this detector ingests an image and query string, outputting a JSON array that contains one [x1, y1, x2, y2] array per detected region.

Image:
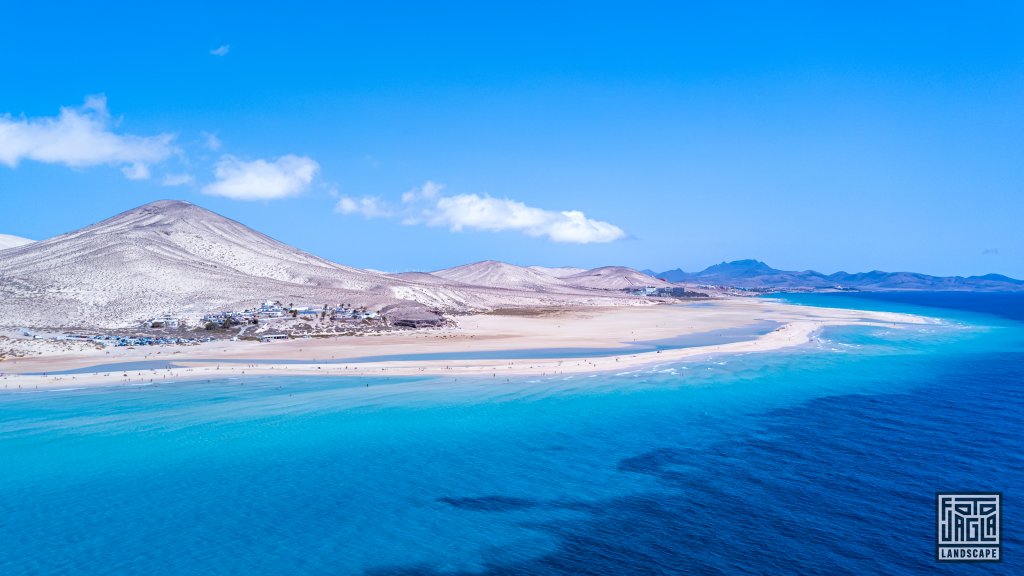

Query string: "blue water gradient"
[[1, 293, 1022, 574]]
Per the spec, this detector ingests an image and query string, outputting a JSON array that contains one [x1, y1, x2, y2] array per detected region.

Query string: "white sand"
[[0, 298, 932, 391]]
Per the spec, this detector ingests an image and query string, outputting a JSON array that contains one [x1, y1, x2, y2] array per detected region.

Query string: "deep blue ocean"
[[1, 292, 1022, 575]]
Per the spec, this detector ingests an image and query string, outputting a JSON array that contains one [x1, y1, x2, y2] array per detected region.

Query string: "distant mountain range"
[[644, 259, 1024, 292]]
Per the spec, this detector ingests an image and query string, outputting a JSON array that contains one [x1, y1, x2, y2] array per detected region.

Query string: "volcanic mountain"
[[0, 200, 644, 330]]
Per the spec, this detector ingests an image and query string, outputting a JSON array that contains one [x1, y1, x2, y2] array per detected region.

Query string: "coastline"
[[0, 298, 932, 391]]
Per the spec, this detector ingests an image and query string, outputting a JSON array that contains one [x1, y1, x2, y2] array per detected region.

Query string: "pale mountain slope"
[[432, 260, 577, 292], [528, 266, 588, 278], [387, 268, 645, 310], [388, 271, 453, 285], [0, 234, 33, 251], [0, 200, 402, 328], [564, 266, 672, 290]]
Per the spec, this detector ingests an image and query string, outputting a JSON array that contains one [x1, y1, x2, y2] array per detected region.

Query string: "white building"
[[150, 316, 180, 329]]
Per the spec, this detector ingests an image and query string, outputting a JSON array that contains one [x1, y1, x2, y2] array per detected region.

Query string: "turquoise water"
[[1, 293, 1022, 574]]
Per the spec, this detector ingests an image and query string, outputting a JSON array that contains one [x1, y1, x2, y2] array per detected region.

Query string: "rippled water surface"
[[1, 292, 1021, 574]]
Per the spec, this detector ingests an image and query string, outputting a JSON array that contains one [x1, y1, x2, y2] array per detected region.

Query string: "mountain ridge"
[[648, 260, 1023, 291], [564, 266, 672, 290], [432, 260, 576, 292]]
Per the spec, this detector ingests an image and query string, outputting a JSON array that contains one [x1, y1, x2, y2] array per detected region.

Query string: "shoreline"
[[0, 299, 932, 392]]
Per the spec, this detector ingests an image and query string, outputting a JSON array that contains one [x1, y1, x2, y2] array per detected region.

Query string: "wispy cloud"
[[202, 154, 318, 200], [982, 248, 999, 255], [401, 180, 443, 205], [334, 196, 392, 218], [210, 44, 230, 57], [121, 163, 151, 180], [201, 131, 222, 151], [0, 95, 176, 180], [337, 181, 626, 244], [161, 173, 195, 187]]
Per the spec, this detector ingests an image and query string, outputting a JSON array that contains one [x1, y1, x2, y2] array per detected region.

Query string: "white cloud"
[[336, 181, 626, 244], [202, 154, 319, 200], [210, 45, 230, 56], [428, 193, 625, 243], [401, 180, 444, 204], [334, 196, 392, 218], [121, 163, 151, 180], [0, 95, 176, 179], [162, 173, 195, 186], [202, 131, 222, 151]]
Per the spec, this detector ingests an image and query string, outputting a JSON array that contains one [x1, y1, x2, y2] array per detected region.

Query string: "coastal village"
[[198, 300, 389, 342], [199, 300, 379, 329], [96, 301, 386, 346], [1, 300, 395, 358], [623, 286, 695, 297]]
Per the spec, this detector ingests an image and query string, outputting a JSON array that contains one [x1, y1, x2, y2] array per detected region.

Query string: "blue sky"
[[1, 2, 1021, 276]]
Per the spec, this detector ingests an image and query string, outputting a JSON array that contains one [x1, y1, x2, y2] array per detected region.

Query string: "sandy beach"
[[0, 298, 931, 391]]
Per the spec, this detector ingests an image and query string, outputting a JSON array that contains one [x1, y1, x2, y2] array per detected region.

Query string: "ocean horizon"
[[1, 292, 1021, 574]]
